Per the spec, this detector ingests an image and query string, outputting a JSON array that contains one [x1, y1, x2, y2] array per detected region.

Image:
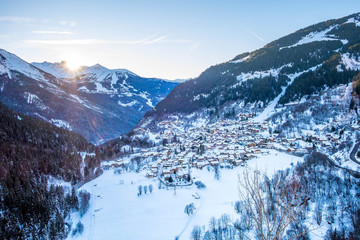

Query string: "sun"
[[62, 52, 84, 71], [65, 60, 81, 71]]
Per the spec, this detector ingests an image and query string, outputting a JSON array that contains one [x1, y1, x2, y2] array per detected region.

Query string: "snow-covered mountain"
[[94, 13, 360, 238], [0, 49, 178, 144], [137, 13, 360, 132], [31, 61, 78, 79], [32, 61, 139, 82]]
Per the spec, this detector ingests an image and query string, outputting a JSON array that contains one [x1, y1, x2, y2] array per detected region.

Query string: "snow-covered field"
[[69, 150, 302, 240]]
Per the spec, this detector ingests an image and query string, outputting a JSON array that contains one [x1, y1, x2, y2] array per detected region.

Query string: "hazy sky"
[[1, 0, 359, 79]]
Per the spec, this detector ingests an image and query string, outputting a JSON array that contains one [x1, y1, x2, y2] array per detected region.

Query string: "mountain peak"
[[59, 60, 67, 67], [92, 63, 106, 69], [0, 48, 46, 81], [37, 60, 68, 68], [32, 61, 76, 79], [82, 63, 107, 71]]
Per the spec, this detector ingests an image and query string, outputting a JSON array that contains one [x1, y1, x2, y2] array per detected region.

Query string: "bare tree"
[[191, 225, 202, 240], [237, 169, 310, 240]]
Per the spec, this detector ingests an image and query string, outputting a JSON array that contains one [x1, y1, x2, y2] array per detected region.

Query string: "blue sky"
[[1, 0, 359, 79]]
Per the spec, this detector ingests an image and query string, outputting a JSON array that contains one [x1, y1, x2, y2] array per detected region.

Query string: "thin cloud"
[[190, 42, 201, 51], [32, 30, 74, 35], [0, 16, 35, 23], [23, 39, 104, 45], [59, 21, 77, 27], [141, 35, 168, 44], [23, 35, 199, 47]]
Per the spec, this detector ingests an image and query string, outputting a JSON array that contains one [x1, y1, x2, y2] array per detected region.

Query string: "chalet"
[[151, 166, 158, 173], [198, 156, 206, 162], [197, 162, 209, 169], [110, 163, 123, 168], [248, 142, 256, 147], [253, 149, 261, 154], [233, 159, 243, 166], [163, 162, 172, 168], [287, 148, 295, 153], [164, 174, 171, 180], [210, 160, 219, 166], [146, 173, 154, 179]]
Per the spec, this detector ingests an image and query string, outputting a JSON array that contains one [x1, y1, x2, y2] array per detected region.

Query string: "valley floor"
[[68, 149, 303, 240]]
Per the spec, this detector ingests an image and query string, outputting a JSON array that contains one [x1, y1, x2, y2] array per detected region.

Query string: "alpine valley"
[[0, 50, 178, 144], [2, 12, 360, 240]]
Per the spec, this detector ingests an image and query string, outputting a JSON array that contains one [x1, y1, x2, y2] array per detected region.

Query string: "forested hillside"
[[0, 102, 102, 239], [143, 13, 360, 121]]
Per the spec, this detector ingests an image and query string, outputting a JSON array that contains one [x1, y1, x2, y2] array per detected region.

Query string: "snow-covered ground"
[[235, 63, 292, 83], [253, 64, 321, 123], [340, 53, 360, 71], [50, 119, 72, 130], [0, 49, 48, 81], [68, 149, 302, 240], [231, 55, 250, 64], [280, 24, 348, 50]]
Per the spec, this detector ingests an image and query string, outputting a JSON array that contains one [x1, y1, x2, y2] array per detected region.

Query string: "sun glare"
[[65, 60, 81, 71], [62, 52, 84, 71]]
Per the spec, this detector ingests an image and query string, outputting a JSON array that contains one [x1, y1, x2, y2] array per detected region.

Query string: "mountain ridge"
[[0, 49, 178, 144], [32, 61, 139, 80], [138, 12, 360, 130]]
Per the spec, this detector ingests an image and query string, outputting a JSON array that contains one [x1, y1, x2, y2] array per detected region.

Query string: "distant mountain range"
[[2, 13, 360, 144], [138, 12, 360, 130], [0, 49, 177, 144]]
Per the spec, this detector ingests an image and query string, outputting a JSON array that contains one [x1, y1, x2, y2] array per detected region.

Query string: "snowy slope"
[[0, 49, 48, 81], [340, 53, 360, 71], [253, 64, 322, 122], [32, 60, 171, 108], [137, 13, 360, 135], [69, 150, 302, 240], [280, 25, 348, 50], [32, 61, 138, 82], [32, 61, 77, 79], [79, 64, 137, 79], [235, 63, 292, 84]]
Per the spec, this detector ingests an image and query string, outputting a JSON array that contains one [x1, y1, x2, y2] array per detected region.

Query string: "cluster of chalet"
[[141, 114, 276, 180], [274, 132, 344, 154], [105, 112, 348, 185], [148, 153, 190, 181]]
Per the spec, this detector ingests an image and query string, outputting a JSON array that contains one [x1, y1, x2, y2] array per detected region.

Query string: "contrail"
[[241, 26, 264, 42]]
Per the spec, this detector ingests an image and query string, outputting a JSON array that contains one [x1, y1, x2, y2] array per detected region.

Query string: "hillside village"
[[104, 112, 351, 186]]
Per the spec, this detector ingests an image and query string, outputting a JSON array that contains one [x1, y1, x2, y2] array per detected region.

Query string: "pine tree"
[[70, 187, 79, 210]]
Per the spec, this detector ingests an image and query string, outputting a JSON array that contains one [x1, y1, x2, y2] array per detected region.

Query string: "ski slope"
[[253, 64, 322, 123]]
